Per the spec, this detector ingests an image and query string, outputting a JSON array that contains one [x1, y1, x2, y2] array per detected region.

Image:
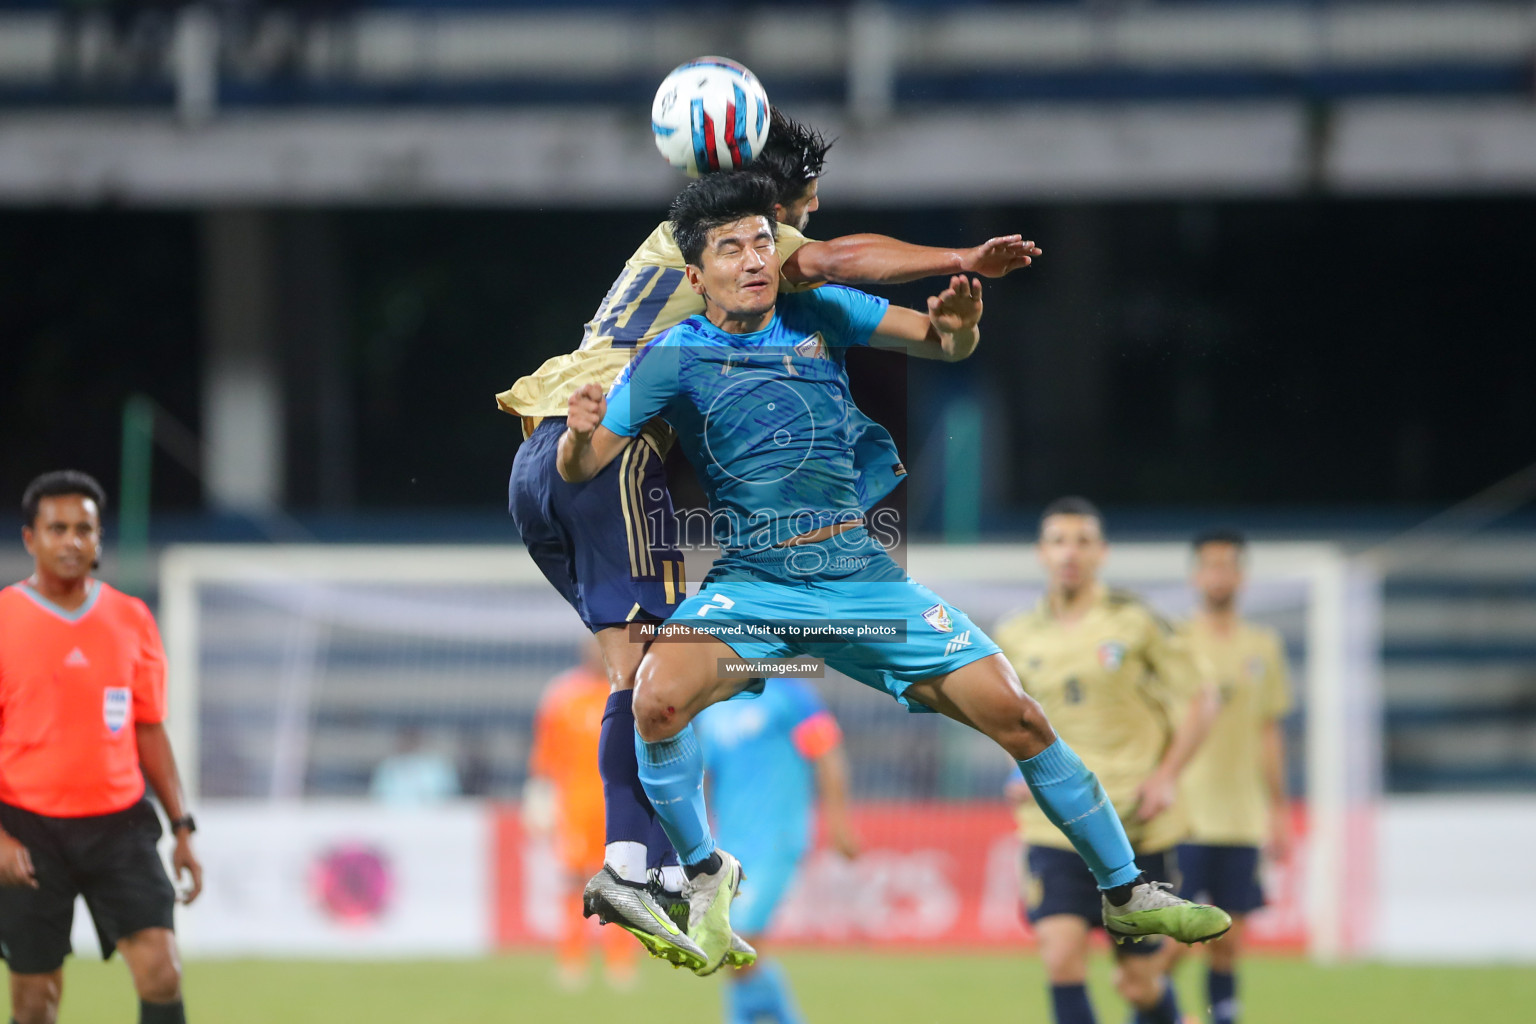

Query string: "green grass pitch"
[[10, 951, 1534, 1023]]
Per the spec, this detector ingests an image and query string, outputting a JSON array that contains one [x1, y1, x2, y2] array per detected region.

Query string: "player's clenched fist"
[[927, 275, 983, 334], [566, 383, 608, 436]]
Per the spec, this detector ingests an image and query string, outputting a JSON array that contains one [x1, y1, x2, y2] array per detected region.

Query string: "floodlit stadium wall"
[[154, 542, 1403, 960]]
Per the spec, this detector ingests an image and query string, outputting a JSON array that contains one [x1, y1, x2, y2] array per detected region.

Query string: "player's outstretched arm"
[[557, 383, 630, 482], [784, 234, 1040, 286], [869, 275, 983, 362]]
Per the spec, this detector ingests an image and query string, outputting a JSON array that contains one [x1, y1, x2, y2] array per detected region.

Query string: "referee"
[[0, 471, 201, 1024]]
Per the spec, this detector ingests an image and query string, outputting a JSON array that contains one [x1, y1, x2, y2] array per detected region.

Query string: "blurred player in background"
[[1171, 529, 1293, 1024], [500, 109, 1041, 966], [0, 471, 201, 1024], [369, 725, 461, 806], [995, 497, 1219, 1024], [525, 642, 639, 990], [694, 679, 859, 1024]]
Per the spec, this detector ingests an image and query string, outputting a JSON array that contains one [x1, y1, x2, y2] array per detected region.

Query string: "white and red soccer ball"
[[651, 57, 771, 176]]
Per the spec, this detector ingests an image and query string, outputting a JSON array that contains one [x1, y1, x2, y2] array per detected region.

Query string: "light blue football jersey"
[[695, 678, 830, 860], [600, 285, 896, 551]]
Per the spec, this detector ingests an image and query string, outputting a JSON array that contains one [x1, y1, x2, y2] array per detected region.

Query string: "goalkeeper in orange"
[[525, 643, 639, 990]]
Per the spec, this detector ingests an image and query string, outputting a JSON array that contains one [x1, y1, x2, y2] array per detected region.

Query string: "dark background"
[[4, 196, 1533, 527]]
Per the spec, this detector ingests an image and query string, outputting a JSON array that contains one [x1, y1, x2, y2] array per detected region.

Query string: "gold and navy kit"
[[497, 221, 814, 433], [1176, 618, 1291, 846], [995, 587, 1204, 856]]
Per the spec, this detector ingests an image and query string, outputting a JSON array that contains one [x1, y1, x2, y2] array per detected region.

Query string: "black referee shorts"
[[0, 798, 176, 975]]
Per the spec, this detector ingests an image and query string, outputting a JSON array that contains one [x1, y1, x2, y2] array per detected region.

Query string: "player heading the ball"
[[502, 98, 1041, 971], [558, 171, 1233, 975]]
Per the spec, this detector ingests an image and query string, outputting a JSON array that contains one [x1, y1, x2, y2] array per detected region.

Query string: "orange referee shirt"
[[0, 580, 167, 818], [528, 666, 609, 872]]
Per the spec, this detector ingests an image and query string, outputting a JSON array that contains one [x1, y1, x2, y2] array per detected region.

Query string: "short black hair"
[[670, 171, 780, 267], [754, 109, 832, 207], [1039, 496, 1103, 534], [22, 470, 107, 527], [1192, 526, 1248, 553]]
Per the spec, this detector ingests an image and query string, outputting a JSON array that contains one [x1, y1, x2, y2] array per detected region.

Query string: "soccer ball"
[[651, 57, 771, 177]]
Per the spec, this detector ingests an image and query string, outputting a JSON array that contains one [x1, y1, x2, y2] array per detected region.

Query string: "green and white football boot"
[[680, 850, 744, 976], [582, 865, 708, 971], [1102, 879, 1232, 945], [655, 875, 757, 970]]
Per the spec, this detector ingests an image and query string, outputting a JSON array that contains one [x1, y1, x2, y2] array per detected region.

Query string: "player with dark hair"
[[750, 110, 831, 230], [994, 498, 1221, 1024], [556, 173, 1230, 975], [1, 471, 202, 1024], [498, 110, 1041, 966], [1172, 528, 1292, 1024]]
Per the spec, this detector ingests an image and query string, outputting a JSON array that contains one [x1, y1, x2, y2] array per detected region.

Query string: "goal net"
[[159, 541, 1378, 960]]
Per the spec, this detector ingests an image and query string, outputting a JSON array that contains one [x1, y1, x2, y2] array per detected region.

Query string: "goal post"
[[159, 540, 1378, 961]]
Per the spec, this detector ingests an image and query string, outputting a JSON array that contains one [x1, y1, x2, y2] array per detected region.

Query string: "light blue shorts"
[[671, 531, 1001, 712], [727, 847, 804, 936]]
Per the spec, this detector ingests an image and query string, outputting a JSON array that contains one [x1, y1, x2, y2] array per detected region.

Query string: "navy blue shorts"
[[509, 417, 684, 631], [1023, 845, 1177, 956], [1176, 843, 1265, 916]]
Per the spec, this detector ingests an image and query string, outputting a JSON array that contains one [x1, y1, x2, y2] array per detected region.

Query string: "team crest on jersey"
[[794, 332, 827, 360], [103, 687, 131, 734], [1098, 641, 1127, 671], [922, 603, 954, 633], [1246, 655, 1267, 680]]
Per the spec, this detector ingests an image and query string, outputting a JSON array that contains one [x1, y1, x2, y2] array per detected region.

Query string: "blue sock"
[[635, 724, 715, 866], [1208, 969, 1237, 1024], [1018, 740, 1140, 889], [725, 961, 805, 1024], [600, 690, 657, 856], [1050, 983, 1096, 1024], [1132, 980, 1181, 1024]]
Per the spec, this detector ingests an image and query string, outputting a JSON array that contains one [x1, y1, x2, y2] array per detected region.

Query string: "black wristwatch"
[[170, 814, 197, 836]]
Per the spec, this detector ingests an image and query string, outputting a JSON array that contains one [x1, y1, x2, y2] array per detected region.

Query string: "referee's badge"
[[104, 687, 131, 734], [1098, 641, 1127, 671], [1246, 655, 1267, 680]]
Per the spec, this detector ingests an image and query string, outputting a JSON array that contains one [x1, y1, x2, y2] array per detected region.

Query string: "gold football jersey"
[[1176, 618, 1292, 846], [995, 587, 1204, 854], [496, 221, 813, 433]]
